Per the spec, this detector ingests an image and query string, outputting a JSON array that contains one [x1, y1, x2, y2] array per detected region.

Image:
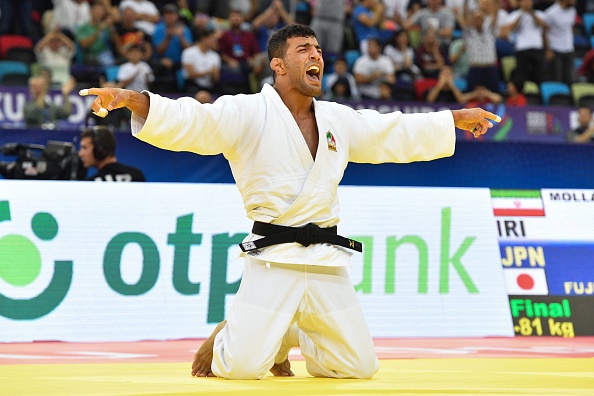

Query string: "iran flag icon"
[[503, 268, 549, 295]]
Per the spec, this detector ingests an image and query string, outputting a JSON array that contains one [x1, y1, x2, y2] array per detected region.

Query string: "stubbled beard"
[[298, 78, 322, 97]]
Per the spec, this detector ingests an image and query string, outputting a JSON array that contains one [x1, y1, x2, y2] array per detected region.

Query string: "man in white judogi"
[[80, 24, 500, 380]]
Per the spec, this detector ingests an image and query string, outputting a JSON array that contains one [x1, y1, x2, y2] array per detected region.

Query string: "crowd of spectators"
[[2, 0, 594, 114]]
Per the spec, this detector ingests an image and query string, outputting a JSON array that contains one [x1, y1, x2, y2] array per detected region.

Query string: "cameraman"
[[78, 126, 146, 181]]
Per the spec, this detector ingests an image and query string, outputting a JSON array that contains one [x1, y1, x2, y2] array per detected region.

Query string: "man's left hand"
[[452, 108, 501, 138]]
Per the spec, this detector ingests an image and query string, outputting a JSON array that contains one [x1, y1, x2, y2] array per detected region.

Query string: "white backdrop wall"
[[0, 181, 513, 342]]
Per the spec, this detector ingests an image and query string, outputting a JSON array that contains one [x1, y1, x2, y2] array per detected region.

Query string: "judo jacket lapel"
[[263, 86, 326, 226]]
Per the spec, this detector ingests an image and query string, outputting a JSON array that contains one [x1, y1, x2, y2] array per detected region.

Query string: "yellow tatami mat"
[[2, 358, 594, 396]]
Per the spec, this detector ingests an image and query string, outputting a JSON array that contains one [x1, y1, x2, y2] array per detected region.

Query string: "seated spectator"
[[505, 79, 527, 106], [404, 0, 456, 46], [218, 9, 260, 93], [448, 38, 468, 81], [353, 37, 396, 99], [194, 90, 213, 103], [352, 0, 386, 54], [326, 76, 355, 101], [78, 126, 147, 182], [75, 1, 116, 67], [112, 4, 154, 64], [415, 29, 449, 79], [23, 75, 76, 128], [118, 0, 160, 37], [566, 106, 594, 143], [383, 29, 421, 85], [378, 81, 395, 100], [577, 49, 594, 83], [191, 12, 213, 36], [323, 57, 361, 101], [425, 66, 464, 102], [181, 28, 221, 94], [116, 45, 154, 91], [252, 51, 276, 91], [152, 3, 193, 78], [34, 28, 76, 85], [51, 0, 91, 39], [462, 84, 503, 107]]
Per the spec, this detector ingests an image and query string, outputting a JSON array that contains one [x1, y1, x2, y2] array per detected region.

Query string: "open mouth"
[[306, 65, 321, 82]]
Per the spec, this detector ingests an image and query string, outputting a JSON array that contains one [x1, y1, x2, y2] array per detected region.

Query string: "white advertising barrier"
[[0, 181, 512, 342]]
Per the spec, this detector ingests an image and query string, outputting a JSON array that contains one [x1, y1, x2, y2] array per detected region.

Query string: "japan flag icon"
[[504, 268, 549, 295]]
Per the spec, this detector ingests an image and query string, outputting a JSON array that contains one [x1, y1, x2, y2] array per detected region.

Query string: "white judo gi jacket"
[[132, 84, 455, 267]]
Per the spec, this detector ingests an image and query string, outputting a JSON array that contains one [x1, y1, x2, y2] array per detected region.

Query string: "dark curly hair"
[[267, 24, 317, 61]]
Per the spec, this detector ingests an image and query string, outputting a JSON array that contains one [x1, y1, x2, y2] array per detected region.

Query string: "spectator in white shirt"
[[353, 37, 396, 99], [116, 44, 154, 92], [384, 29, 421, 85], [323, 57, 361, 101], [119, 0, 160, 37], [504, 0, 547, 85], [51, 0, 90, 39], [34, 27, 76, 85], [544, 0, 576, 86], [181, 28, 222, 94], [404, 0, 457, 45]]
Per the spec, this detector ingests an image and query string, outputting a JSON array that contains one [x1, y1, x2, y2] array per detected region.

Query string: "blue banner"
[[0, 87, 573, 143]]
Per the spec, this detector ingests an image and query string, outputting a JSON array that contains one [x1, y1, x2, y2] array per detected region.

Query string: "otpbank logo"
[[0, 200, 73, 320]]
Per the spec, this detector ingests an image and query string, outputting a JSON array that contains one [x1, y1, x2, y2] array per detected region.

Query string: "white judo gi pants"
[[211, 256, 379, 380]]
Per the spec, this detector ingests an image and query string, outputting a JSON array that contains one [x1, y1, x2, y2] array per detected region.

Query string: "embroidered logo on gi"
[[326, 131, 336, 152]]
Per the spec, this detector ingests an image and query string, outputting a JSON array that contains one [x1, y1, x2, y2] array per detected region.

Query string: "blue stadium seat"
[[344, 50, 360, 72], [575, 57, 583, 73], [574, 34, 589, 49], [176, 68, 185, 91], [454, 77, 467, 92], [104, 65, 119, 82], [540, 81, 571, 105], [583, 13, 594, 36], [0, 60, 29, 82]]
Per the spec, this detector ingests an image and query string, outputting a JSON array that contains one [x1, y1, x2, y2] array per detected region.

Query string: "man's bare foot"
[[270, 324, 299, 377], [270, 359, 294, 376], [191, 320, 226, 377]]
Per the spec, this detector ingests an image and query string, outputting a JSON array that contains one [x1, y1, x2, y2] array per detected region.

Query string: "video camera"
[[0, 140, 87, 180]]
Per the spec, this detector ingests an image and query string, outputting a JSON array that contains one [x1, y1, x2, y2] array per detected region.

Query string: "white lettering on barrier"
[[0, 90, 96, 124], [0, 92, 27, 122]]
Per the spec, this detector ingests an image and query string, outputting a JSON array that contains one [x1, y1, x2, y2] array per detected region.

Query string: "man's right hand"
[[79, 88, 150, 119]]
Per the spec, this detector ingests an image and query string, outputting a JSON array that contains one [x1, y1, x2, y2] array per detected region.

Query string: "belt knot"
[[295, 223, 322, 247]]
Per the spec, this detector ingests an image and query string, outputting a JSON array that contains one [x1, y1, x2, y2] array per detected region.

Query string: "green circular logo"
[[1, 201, 73, 320], [0, 235, 42, 286], [32, 212, 59, 241]]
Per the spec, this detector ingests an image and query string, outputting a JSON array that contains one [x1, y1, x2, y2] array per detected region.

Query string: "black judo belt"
[[239, 221, 363, 253]]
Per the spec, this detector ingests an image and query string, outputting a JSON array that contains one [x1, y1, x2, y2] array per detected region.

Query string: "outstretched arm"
[[451, 108, 501, 138], [79, 87, 150, 119]]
